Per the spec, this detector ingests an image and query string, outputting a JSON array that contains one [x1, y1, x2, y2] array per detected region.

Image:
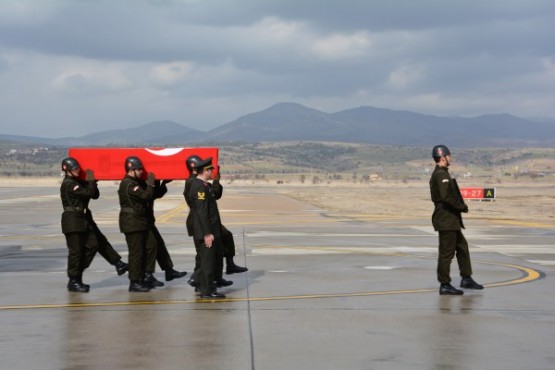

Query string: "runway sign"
[[460, 187, 496, 200], [68, 147, 219, 180]]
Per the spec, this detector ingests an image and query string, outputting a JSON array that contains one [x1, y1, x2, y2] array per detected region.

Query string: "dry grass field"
[[279, 181, 555, 227], [2, 175, 554, 227]]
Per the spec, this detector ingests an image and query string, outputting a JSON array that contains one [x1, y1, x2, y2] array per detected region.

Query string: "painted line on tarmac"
[[0, 261, 542, 311], [156, 203, 189, 223], [492, 220, 554, 228]]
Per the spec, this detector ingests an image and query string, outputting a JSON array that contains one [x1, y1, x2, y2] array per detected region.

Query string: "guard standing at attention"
[[118, 156, 157, 292], [60, 157, 128, 292], [430, 145, 484, 295], [188, 157, 226, 299], [184, 155, 243, 290]]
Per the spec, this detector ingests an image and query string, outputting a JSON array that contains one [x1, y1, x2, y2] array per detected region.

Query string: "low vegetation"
[[2, 141, 555, 184]]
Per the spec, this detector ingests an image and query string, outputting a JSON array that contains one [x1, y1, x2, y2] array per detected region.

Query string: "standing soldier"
[[188, 157, 226, 299], [430, 145, 483, 295], [184, 156, 242, 290], [60, 157, 128, 292], [118, 156, 157, 292]]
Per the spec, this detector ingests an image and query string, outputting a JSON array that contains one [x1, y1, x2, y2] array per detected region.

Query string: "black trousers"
[[84, 223, 121, 266], [191, 225, 234, 281], [125, 230, 156, 282], [437, 230, 473, 284], [64, 232, 97, 278], [221, 225, 236, 258], [147, 225, 174, 272], [198, 237, 223, 295]]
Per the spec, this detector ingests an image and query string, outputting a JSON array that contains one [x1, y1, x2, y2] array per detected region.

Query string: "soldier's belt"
[[64, 206, 88, 214], [120, 207, 141, 214]]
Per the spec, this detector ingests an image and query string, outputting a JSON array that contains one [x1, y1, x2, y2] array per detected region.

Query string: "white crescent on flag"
[[145, 148, 185, 156]]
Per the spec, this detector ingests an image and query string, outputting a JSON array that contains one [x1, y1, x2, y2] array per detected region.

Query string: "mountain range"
[[2, 102, 555, 147]]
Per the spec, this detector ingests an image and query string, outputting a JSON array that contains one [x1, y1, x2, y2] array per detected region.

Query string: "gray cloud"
[[0, 0, 554, 137]]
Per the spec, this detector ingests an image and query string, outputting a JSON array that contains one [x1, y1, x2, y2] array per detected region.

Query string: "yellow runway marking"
[[0, 261, 542, 311], [492, 220, 554, 228], [156, 203, 188, 223]]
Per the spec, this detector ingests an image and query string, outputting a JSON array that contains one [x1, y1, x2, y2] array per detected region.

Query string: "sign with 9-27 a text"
[[460, 187, 496, 200]]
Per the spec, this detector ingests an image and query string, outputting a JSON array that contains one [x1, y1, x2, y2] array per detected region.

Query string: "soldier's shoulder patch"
[[133, 186, 140, 192], [197, 191, 206, 200], [73, 185, 80, 191], [442, 179, 449, 183]]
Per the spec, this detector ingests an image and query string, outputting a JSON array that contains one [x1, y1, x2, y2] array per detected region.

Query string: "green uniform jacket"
[[118, 175, 154, 233], [429, 165, 468, 231], [60, 175, 96, 234], [188, 177, 222, 240]]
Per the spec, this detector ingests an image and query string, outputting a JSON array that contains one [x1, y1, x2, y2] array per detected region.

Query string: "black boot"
[[77, 274, 90, 290], [460, 276, 484, 290], [439, 283, 464, 295], [129, 281, 151, 292], [226, 257, 248, 275], [143, 272, 164, 288], [214, 278, 233, 288], [115, 260, 129, 276], [165, 268, 187, 282], [187, 278, 200, 292], [67, 277, 89, 293], [200, 289, 226, 299]]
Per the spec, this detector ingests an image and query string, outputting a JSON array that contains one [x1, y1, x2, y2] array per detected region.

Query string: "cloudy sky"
[[1, 0, 554, 137]]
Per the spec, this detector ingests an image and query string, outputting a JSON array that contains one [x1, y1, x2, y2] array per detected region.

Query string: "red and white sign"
[[459, 187, 484, 199], [68, 147, 218, 180]]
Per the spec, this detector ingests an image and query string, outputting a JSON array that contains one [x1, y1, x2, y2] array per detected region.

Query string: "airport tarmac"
[[1, 183, 554, 370]]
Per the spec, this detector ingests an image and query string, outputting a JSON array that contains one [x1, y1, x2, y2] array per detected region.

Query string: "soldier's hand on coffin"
[[85, 169, 94, 181], [146, 172, 156, 187]]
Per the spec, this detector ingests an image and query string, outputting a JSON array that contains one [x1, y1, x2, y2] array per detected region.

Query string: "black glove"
[[85, 169, 94, 181], [146, 172, 155, 187], [462, 205, 469, 213], [214, 165, 221, 180]]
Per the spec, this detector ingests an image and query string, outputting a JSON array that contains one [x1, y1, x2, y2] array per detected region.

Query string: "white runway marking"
[[526, 260, 555, 266]]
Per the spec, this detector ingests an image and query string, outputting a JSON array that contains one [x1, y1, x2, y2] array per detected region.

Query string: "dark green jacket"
[[60, 175, 96, 234], [188, 177, 222, 240], [118, 175, 154, 233], [429, 165, 468, 231]]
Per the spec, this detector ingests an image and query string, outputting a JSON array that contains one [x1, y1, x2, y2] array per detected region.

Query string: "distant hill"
[[2, 103, 555, 147], [205, 103, 555, 147], [0, 121, 204, 147]]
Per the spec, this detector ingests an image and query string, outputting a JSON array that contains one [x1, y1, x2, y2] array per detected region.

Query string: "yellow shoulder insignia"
[[197, 191, 206, 200]]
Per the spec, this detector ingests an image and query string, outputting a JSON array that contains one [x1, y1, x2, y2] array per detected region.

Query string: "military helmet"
[[61, 157, 81, 172], [186, 155, 202, 172], [432, 145, 451, 158], [124, 156, 144, 171]]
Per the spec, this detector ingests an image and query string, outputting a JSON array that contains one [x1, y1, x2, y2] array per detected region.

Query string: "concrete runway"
[[1, 183, 554, 370]]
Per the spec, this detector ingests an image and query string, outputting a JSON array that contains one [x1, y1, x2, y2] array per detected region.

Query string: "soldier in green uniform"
[[118, 156, 157, 292], [184, 155, 243, 291], [188, 157, 226, 299], [429, 145, 483, 295], [60, 157, 128, 292]]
